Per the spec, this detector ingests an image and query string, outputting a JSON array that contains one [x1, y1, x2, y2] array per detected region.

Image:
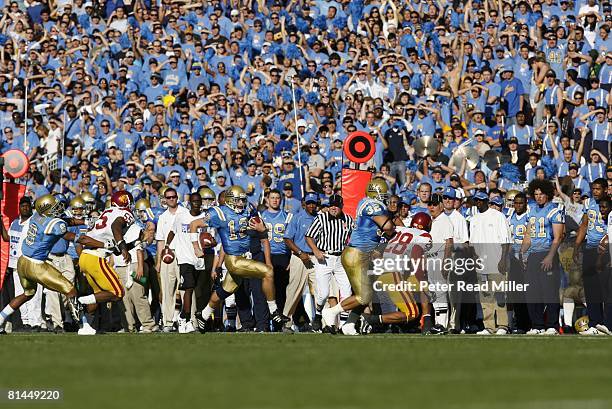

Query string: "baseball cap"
[[134, 118, 144, 125], [283, 181, 293, 190], [431, 167, 443, 174], [247, 160, 256, 167], [142, 176, 152, 185], [607, 165, 612, 173], [188, 91, 197, 99], [144, 158, 154, 166], [296, 119, 308, 128], [473, 191, 489, 201], [490, 196, 504, 207], [231, 9, 239, 16], [304, 192, 319, 204], [328, 194, 343, 208], [126, 170, 137, 178], [504, 10, 513, 17], [569, 162, 580, 170], [443, 187, 456, 199], [169, 170, 180, 177], [508, 136, 519, 144], [215, 172, 226, 178]]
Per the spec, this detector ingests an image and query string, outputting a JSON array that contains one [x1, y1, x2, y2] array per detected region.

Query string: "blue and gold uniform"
[[527, 202, 564, 253], [261, 209, 292, 255], [18, 213, 74, 296], [206, 204, 273, 294], [583, 198, 606, 248], [342, 194, 389, 306], [508, 211, 529, 259]]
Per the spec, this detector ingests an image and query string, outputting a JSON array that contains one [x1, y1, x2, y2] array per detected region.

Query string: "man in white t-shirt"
[[470, 192, 512, 335], [166, 192, 209, 334], [155, 187, 189, 332], [427, 193, 454, 331]]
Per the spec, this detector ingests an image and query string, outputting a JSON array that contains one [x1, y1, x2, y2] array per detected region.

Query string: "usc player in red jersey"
[[362, 212, 435, 334], [76, 190, 136, 335]]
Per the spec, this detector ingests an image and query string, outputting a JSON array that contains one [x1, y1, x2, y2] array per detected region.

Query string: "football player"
[[321, 179, 396, 334], [0, 195, 105, 333], [507, 192, 531, 333], [190, 186, 290, 330], [363, 212, 434, 334], [76, 190, 136, 335], [520, 179, 565, 335], [574, 178, 609, 335]]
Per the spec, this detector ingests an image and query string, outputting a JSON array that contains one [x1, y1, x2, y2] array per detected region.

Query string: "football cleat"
[[341, 322, 359, 336], [162, 326, 175, 333], [311, 315, 322, 332], [595, 324, 612, 336], [184, 321, 196, 334], [358, 316, 373, 335], [270, 310, 290, 332], [195, 313, 208, 333], [495, 328, 508, 335], [77, 323, 97, 335], [429, 324, 448, 335], [540, 328, 559, 336], [477, 329, 493, 335], [526, 328, 543, 335], [579, 327, 601, 336]]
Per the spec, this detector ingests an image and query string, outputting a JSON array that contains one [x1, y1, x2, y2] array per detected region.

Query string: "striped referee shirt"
[[305, 211, 353, 253]]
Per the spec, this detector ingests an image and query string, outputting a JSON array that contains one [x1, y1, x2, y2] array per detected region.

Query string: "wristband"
[[104, 239, 116, 249], [190, 232, 199, 242]]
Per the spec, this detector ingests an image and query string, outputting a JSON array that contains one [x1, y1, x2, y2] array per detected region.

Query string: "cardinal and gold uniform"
[[79, 207, 135, 297], [376, 226, 432, 320]]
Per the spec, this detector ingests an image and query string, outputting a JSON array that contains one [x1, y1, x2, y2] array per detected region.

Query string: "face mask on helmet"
[[136, 208, 154, 222], [201, 198, 215, 210]]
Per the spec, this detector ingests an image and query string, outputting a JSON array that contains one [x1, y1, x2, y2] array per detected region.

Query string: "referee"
[[305, 194, 353, 330]]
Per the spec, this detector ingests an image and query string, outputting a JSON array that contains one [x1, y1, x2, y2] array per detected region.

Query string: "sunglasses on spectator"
[[165, 195, 177, 199]]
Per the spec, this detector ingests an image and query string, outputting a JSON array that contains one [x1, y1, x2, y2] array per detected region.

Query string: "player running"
[[190, 186, 290, 331], [0, 194, 104, 333], [363, 212, 434, 334], [76, 190, 136, 335], [321, 179, 396, 335]]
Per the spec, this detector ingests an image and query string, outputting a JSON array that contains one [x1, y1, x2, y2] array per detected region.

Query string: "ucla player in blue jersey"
[[322, 179, 396, 334], [520, 179, 565, 335], [261, 189, 293, 316], [0, 195, 105, 333], [507, 192, 531, 333], [190, 186, 290, 330], [573, 178, 610, 334]]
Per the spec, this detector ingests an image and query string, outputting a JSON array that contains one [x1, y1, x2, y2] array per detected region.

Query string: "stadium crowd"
[[0, 0, 611, 335]]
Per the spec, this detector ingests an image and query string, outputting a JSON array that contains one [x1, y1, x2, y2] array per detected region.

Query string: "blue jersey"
[[583, 198, 606, 248], [508, 211, 529, 257], [284, 209, 317, 253], [66, 225, 86, 259], [527, 202, 564, 252], [22, 213, 68, 261], [348, 198, 388, 252], [206, 205, 257, 256], [261, 209, 292, 255]]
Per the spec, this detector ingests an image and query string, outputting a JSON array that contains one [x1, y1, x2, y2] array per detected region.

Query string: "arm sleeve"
[[305, 216, 322, 240]]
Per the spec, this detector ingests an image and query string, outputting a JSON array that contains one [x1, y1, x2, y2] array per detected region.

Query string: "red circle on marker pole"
[[343, 131, 375, 164], [2, 149, 29, 178]]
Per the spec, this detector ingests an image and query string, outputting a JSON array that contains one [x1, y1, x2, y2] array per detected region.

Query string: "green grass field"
[[1, 333, 611, 409]]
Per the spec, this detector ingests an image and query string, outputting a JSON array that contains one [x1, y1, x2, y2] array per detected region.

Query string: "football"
[[161, 247, 175, 264], [199, 232, 216, 249], [249, 216, 262, 229]]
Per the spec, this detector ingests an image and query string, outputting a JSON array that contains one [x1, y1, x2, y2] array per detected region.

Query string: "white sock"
[[202, 305, 214, 321], [267, 300, 278, 314], [329, 303, 345, 315], [78, 294, 97, 305], [563, 299, 575, 327], [0, 305, 15, 327]]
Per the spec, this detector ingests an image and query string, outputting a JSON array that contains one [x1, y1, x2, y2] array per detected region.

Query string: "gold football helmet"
[[135, 198, 154, 221], [80, 191, 96, 214], [159, 186, 169, 209], [366, 178, 389, 203], [505, 189, 520, 208], [70, 196, 86, 217], [225, 185, 247, 212], [198, 186, 216, 210], [574, 315, 590, 333], [35, 194, 65, 217]]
